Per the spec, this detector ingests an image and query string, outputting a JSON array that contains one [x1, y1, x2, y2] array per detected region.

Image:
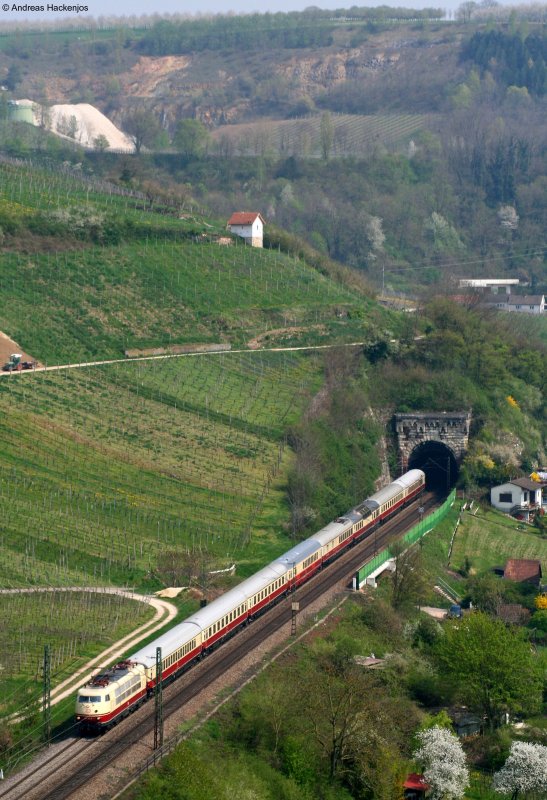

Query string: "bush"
[[407, 667, 452, 707], [361, 598, 403, 639]]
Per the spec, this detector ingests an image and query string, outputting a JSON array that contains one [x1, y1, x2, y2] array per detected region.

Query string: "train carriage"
[[273, 537, 323, 589], [240, 562, 290, 619], [75, 469, 426, 731], [368, 469, 425, 523], [131, 620, 202, 688], [314, 509, 362, 563]]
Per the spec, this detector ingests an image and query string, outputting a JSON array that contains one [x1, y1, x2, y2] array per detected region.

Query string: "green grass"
[[0, 159, 381, 364], [449, 507, 547, 575], [0, 239, 369, 364], [0, 590, 155, 718], [0, 351, 323, 588]]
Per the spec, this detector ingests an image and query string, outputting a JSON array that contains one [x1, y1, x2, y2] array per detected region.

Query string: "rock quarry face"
[[13, 27, 454, 135], [276, 48, 400, 91]]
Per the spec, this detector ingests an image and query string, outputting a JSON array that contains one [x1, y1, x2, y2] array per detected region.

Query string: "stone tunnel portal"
[[408, 441, 459, 493], [395, 411, 471, 495]]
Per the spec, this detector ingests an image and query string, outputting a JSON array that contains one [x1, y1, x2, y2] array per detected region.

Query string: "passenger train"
[[75, 469, 425, 730]]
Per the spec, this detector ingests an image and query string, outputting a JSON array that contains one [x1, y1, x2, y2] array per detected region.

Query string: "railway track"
[[0, 491, 440, 800]]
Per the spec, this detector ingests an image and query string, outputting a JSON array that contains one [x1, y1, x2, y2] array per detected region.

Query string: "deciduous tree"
[[433, 612, 542, 728], [123, 109, 161, 154], [413, 726, 469, 800], [173, 119, 210, 159], [492, 741, 547, 799]]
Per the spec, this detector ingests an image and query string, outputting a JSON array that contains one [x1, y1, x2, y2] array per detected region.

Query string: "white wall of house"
[[491, 482, 542, 512], [483, 295, 545, 314], [228, 218, 263, 247], [508, 299, 545, 314]]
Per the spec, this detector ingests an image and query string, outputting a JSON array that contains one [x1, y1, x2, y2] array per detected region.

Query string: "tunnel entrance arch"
[[394, 411, 471, 493], [408, 440, 459, 492]]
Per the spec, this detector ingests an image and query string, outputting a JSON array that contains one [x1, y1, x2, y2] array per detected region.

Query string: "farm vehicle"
[[2, 353, 36, 372]]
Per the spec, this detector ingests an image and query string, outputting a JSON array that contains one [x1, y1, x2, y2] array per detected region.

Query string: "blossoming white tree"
[[492, 741, 547, 799], [413, 726, 469, 800]]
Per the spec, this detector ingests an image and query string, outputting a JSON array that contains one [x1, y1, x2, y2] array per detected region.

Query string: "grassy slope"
[[0, 240, 369, 362], [0, 161, 381, 362], [0, 351, 323, 587], [450, 506, 547, 575]]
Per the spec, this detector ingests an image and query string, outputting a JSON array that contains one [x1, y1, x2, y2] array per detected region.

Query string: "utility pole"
[[42, 645, 51, 746], [154, 647, 163, 751]]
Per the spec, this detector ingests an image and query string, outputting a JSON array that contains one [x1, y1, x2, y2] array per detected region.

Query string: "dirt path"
[[0, 339, 367, 379]]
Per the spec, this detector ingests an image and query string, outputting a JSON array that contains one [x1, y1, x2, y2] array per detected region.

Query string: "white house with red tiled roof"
[[227, 212, 265, 247]]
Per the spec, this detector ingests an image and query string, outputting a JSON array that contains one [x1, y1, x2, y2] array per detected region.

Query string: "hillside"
[[0, 12, 545, 783], [0, 14, 545, 293], [0, 20, 464, 129], [0, 159, 385, 362]]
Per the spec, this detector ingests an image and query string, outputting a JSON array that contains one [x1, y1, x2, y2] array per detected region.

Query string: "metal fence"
[[354, 489, 457, 587]]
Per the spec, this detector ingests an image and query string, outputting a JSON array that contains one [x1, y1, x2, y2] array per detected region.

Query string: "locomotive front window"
[[78, 695, 102, 703]]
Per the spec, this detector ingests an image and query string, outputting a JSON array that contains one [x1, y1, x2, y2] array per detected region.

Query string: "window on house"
[[499, 492, 512, 503]]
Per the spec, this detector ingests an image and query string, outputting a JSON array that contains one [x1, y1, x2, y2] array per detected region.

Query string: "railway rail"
[[0, 491, 440, 800]]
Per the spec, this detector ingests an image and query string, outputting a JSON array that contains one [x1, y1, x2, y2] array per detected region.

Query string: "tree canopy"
[[492, 741, 547, 799], [173, 119, 210, 159], [433, 612, 542, 728]]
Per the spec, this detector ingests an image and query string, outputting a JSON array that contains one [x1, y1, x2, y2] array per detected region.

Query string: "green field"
[[449, 507, 547, 575], [0, 351, 324, 587], [0, 240, 368, 362]]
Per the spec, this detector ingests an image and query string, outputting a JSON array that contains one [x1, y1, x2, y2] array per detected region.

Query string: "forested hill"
[[0, 9, 545, 293]]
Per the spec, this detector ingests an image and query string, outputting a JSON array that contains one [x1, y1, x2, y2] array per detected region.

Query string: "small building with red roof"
[[404, 773, 430, 800], [503, 558, 542, 587], [227, 212, 265, 247]]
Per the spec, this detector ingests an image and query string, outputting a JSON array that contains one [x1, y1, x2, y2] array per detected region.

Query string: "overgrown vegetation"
[[369, 297, 546, 487], [287, 347, 381, 535]]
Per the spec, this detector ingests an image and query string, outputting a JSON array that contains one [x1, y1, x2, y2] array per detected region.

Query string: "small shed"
[[503, 559, 542, 587], [450, 709, 483, 737], [227, 212, 265, 248], [490, 478, 542, 520], [404, 774, 430, 800]]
